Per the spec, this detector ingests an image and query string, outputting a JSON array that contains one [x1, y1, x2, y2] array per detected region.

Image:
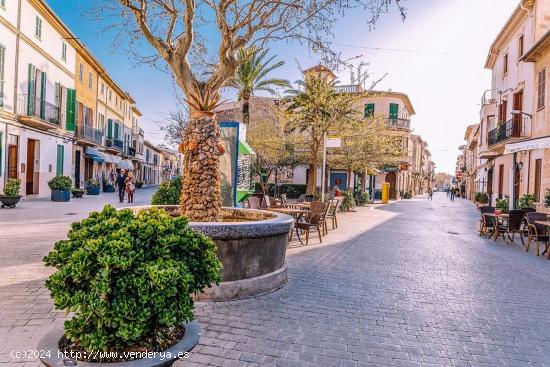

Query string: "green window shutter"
[[54, 82, 60, 108], [0, 44, 4, 108], [56, 145, 64, 176], [65, 88, 76, 131], [114, 122, 119, 139], [0, 132, 3, 177], [107, 119, 113, 138], [389, 103, 399, 119], [39, 72, 46, 119], [27, 64, 36, 115], [364, 103, 375, 118]]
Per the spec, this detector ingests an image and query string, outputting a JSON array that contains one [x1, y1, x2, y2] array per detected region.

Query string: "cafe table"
[[267, 207, 310, 244], [483, 213, 509, 240]]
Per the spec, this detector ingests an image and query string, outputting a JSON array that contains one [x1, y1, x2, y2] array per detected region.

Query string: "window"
[[109, 90, 112, 101], [499, 100, 507, 123], [364, 103, 375, 118], [535, 159, 542, 202], [79, 63, 83, 82], [61, 42, 67, 62], [538, 68, 546, 110], [88, 72, 93, 89], [518, 35, 524, 59], [35, 16, 42, 40], [100, 83, 104, 95], [0, 44, 4, 109], [498, 164, 504, 198], [503, 53, 508, 76]]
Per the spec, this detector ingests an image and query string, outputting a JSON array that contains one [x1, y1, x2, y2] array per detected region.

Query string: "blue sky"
[[47, 0, 518, 174]]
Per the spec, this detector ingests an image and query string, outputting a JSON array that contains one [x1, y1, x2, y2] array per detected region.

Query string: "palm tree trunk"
[[179, 115, 222, 221], [242, 98, 250, 126]]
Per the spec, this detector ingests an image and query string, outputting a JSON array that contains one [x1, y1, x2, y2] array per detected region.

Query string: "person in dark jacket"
[[115, 169, 127, 203]]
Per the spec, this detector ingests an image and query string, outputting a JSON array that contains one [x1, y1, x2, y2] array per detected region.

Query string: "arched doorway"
[[385, 172, 397, 200]]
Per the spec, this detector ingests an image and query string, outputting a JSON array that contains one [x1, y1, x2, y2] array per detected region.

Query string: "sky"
[[47, 0, 520, 174]]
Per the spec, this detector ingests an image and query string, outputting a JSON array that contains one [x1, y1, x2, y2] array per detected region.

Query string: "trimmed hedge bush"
[[254, 183, 307, 199], [43, 205, 221, 353], [339, 191, 355, 212], [151, 178, 182, 205], [48, 176, 72, 191], [3, 178, 21, 196]]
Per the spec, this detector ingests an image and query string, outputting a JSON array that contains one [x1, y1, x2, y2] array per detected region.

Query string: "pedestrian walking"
[[428, 187, 433, 200], [115, 169, 127, 203], [446, 187, 450, 197], [450, 187, 455, 202], [125, 172, 135, 203]]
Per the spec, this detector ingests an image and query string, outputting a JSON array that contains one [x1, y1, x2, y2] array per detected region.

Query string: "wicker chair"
[[246, 196, 262, 209], [294, 201, 326, 245], [478, 206, 495, 237], [526, 212, 550, 257], [326, 198, 342, 230], [505, 209, 525, 244]]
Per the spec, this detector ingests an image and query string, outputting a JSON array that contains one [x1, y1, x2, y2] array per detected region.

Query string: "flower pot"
[[51, 189, 70, 202], [0, 195, 21, 208], [37, 321, 201, 367], [72, 190, 85, 198], [102, 184, 115, 193], [86, 185, 100, 195]]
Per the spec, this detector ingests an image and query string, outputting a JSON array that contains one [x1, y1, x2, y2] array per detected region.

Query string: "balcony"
[[488, 117, 529, 146], [78, 124, 103, 145], [334, 85, 363, 94], [17, 94, 61, 130], [124, 146, 136, 157], [387, 117, 410, 130], [105, 137, 124, 151]]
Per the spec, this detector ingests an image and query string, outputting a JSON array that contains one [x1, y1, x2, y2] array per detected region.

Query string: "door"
[[330, 172, 348, 191], [56, 145, 64, 176], [513, 91, 523, 135], [26, 139, 35, 195], [8, 145, 18, 179], [385, 172, 397, 200], [75, 150, 81, 188], [84, 157, 93, 183]]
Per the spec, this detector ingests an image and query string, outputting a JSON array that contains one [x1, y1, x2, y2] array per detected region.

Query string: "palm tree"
[[228, 47, 291, 126]]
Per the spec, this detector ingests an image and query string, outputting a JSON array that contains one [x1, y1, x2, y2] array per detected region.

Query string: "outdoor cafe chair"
[[505, 209, 525, 245], [326, 198, 342, 230], [526, 212, 550, 257], [478, 206, 495, 237], [294, 201, 326, 246], [246, 196, 262, 210]]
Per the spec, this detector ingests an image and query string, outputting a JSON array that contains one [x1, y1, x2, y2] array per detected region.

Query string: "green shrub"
[[71, 187, 85, 193], [496, 196, 510, 213], [358, 191, 370, 206], [403, 191, 412, 199], [339, 191, 355, 212], [254, 183, 307, 199], [151, 178, 182, 205], [135, 181, 144, 189], [86, 179, 100, 187], [517, 193, 536, 209], [3, 178, 21, 196], [43, 205, 221, 355], [475, 192, 489, 204], [48, 176, 72, 191]]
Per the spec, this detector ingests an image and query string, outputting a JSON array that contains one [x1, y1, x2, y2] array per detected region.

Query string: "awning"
[[99, 152, 121, 164], [84, 147, 104, 163], [238, 140, 255, 156], [117, 160, 134, 170], [504, 136, 550, 154]]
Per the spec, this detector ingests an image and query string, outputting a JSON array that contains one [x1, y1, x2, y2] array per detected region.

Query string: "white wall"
[[0, 7, 18, 114]]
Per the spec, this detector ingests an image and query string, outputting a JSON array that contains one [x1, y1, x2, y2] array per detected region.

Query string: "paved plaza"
[[2, 192, 550, 366]]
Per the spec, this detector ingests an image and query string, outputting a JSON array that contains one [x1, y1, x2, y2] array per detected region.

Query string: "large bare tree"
[[96, 0, 405, 221]]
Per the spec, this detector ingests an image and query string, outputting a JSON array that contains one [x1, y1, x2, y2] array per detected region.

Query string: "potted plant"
[[475, 192, 489, 205], [86, 179, 101, 195], [339, 190, 356, 212], [102, 177, 116, 193], [0, 178, 22, 208], [48, 176, 72, 202], [545, 190, 550, 208], [403, 191, 412, 199], [496, 195, 510, 213], [39, 206, 221, 366], [135, 180, 144, 189], [518, 193, 536, 210], [71, 187, 85, 198]]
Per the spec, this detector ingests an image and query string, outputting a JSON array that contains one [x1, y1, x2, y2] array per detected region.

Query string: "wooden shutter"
[[498, 164, 504, 197], [107, 119, 113, 138], [27, 64, 36, 115], [39, 71, 46, 119], [389, 103, 399, 119], [56, 145, 64, 176], [114, 122, 119, 139], [535, 159, 542, 202], [364, 103, 375, 118], [65, 89, 76, 131]]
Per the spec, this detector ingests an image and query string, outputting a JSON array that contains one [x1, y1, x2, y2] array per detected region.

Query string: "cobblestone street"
[[3, 192, 550, 366]]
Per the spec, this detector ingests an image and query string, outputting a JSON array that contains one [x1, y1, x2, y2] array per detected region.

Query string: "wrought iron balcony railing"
[[78, 124, 103, 145], [105, 137, 124, 151], [18, 94, 60, 126], [387, 117, 410, 129], [488, 117, 529, 146]]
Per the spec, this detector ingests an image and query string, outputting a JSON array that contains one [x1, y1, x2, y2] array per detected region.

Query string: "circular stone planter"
[[51, 189, 70, 202], [37, 321, 200, 367], [129, 206, 294, 301]]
